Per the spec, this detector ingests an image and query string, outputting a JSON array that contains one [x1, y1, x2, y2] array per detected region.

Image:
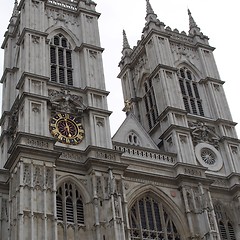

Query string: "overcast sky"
[[1, 0, 240, 137]]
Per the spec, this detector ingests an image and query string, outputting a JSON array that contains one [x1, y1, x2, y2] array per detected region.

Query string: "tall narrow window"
[[143, 78, 158, 130], [178, 67, 204, 116], [56, 181, 84, 225], [214, 203, 236, 240], [50, 34, 73, 85], [129, 195, 181, 240]]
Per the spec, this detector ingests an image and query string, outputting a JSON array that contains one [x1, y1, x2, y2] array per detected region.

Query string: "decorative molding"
[[26, 138, 50, 149], [184, 167, 202, 177], [96, 151, 116, 161], [60, 152, 83, 161], [114, 145, 176, 164]]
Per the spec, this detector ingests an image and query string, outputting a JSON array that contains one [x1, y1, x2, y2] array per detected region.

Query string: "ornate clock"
[[49, 113, 84, 145]]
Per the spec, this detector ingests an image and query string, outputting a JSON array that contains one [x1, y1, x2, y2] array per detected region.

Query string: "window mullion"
[[62, 184, 67, 230], [136, 200, 144, 240], [73, 184, 77, 225], [160, 205, 168, 240], [63, 49, 67, 85], [56, 47, 59, 83], [151, 199, 157, 234]]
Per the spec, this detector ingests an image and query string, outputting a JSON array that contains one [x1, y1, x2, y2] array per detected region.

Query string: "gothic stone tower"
[[114, 1, 240, 240], [0, 0, 122, 240], [1, 1, 240, 240]]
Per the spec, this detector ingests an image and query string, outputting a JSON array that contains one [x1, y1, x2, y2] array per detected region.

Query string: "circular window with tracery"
[[195, 143, 223, 171], [201, 148, 216, 165]]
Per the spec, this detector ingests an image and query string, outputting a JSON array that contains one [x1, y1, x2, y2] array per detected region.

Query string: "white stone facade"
[[0, 0, 240, 240]]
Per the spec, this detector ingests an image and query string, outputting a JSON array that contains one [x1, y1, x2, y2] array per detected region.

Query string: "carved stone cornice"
[[5, 132, 61, 171]]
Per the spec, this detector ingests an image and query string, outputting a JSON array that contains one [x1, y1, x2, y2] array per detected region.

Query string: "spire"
[[144, 0, 165, 32], [122, 30, 130, 49], [188, 9, 198, 29], [145, 0, 158, 21], [146, 0, 155, 15], [121, 30, 132, 57], [188, 9, 201, 35]]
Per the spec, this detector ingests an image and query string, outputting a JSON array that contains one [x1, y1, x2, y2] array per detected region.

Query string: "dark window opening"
[[56, 182, 85, 226], [144, 78, 158, 130], [178, 67, 204, 116], [129, 196, 181, 240], [50, 34, 73, 85]]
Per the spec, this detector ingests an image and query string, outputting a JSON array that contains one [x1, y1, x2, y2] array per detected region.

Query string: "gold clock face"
[[49, 113, 84, 145]]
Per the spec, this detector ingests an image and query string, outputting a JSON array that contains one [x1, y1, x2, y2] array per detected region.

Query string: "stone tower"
[[0, 0, 240, 240], [0, 0, 115, 239], [114, 0, 240, 239]]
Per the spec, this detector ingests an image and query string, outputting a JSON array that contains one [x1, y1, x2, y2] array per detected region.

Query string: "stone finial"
[[188, 9, 198, 29], [121, 30, 132, 56], [188, 9, 201, 35], [122, 30, 130, 49], [144, 0, 163, 30], [145, 0, 158, 20], [146, 0, 155, 15]]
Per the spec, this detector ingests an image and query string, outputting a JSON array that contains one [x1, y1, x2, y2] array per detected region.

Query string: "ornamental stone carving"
[[48, 88, 86, 115], [189, 121, 220, 148]]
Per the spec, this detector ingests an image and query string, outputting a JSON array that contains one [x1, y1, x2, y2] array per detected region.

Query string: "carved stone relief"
[[45, 7, 78, 26], [8, 109, 19, 139], [33, 166, 44, 189], [32, 35, 40, 44], [45, 168, 54, 189], [48, 88, 85, 115], [1, 199, 8, 220], [170, 43, 198, 62], [189, 121, 220, 148], [23, 163, 31, 186]]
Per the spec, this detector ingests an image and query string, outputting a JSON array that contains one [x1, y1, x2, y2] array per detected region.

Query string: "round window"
[[195, 143, 223, 171]]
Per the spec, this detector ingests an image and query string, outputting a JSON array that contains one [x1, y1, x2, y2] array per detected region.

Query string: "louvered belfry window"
[[50, 34, 73, 85], [178, 67, 204, 116], [129, 195, 181, 240], [143, 79, 158, 130], [56, 182, 84, 225]]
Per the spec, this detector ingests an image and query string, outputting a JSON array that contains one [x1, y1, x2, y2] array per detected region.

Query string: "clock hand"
[[65, 120, 72, 137]]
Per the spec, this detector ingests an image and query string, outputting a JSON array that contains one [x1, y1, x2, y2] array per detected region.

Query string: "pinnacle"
[[12, 0, 19, 17], [146, 0, 155, 15], [188, 8, 199, 30], [122, 30, 131, 49]]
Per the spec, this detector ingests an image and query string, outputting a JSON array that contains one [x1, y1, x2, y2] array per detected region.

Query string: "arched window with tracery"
[[143, 79, 158, 130], [127, 132, 141, 146], [56, 181, 84, 228], [50, 34, 73, 85], [178, 67, 204, 116], [214, 203, 236, 240], [129, 195, 181, 240]]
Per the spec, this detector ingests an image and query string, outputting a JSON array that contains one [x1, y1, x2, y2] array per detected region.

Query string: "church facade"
[[0, 0, 240, 240]]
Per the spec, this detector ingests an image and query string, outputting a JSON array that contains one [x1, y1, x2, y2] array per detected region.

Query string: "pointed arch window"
[[129, 195, 181, 240], [127, 132, 141, 146], [178, 67, 204, 116], [214, 203, 236, 240], [50, 34, 73, 85], [143, 78, 158, 130], [56, 181, 84, 225]]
